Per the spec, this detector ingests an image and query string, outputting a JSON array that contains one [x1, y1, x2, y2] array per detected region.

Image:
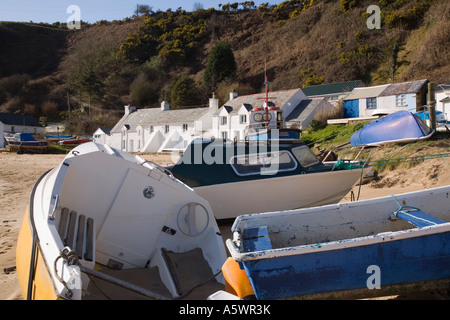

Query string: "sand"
[[0, 151, 449, 300]]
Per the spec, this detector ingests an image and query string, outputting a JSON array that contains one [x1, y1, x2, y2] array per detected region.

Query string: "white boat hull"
[[16, 142, 227, 300], [195, 166, 368, 220]]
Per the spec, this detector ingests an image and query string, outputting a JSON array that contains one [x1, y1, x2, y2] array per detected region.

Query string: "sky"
[[0, 1, 285, 24]]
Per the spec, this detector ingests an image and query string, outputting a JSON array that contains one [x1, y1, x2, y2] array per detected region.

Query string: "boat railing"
[[327, 143, 375, 171], [137, 157, 174, 179]]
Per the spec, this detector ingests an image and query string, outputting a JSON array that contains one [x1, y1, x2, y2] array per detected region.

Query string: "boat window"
[[253, 113, 263, 122], [231, 151, 298, 176], [291, 146, 320, 168]]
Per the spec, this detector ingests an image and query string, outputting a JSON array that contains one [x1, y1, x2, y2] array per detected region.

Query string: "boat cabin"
[[170, 137, 359, 188]]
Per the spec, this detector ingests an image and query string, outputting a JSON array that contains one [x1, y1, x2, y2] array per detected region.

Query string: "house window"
[[149, 126, 154, 133], [221, 116, 227, 125], [165, 125, 169, 133], [396, 94, 407, 107], [277, 112, 283, 122], [366, 97, 377, 109], [182, 124, 188, 132], [240, 115, 247, 123], [11, 126, 15, 133], [221, 131, 228, 140]]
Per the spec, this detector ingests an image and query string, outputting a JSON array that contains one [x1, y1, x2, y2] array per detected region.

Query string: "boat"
[[5, 132, 48, 153], [350, 110, 434, 147], [58, 136, 91, 145], [224, 185, 450, 299], [46, 135, 74, 143], [16, 142, 227, 300], [415, 110, 447, 124], [246, 128, 301, 142], [169, 135, 372, 220]]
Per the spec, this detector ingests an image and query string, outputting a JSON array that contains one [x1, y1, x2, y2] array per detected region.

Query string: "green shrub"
[[203, 40, 237, 92]]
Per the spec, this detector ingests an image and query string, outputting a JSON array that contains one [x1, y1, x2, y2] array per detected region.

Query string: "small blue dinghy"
[[350, 111, 434, 147], [225, 185, 450, 299]]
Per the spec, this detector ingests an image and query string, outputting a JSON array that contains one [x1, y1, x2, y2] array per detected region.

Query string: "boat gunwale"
[[227, 185, 450, 262], [227, 222, 450, 262], [26, 168, 68, 299]]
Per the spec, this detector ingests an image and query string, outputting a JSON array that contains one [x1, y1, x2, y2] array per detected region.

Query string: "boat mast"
[[264, 61, 270, 129]]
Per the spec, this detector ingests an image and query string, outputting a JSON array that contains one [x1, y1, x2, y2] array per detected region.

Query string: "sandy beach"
[[1, 151, 449, 300]]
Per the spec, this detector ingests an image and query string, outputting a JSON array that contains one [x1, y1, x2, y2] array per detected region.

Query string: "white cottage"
[[377, 79, 428, 113], [138, 98, 218, 152], [107, 99, 218, 153], [343, 84, 390, 118], [436, 83, 450, 123], [0, 113, 45, 148], [343, 80, 428, 118], [212, 88, 308, 140], [92, 128, 111, 145]]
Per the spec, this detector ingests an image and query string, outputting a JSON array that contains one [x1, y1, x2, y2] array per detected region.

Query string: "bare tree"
[[135, 4, 153, 16], [193, 2, 204, 11]]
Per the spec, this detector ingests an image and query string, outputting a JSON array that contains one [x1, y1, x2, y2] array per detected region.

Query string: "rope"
[[367, 152, 450, 168]]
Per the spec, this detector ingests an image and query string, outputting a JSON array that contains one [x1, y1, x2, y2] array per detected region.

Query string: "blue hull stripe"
[[242, 231, 450, 299]]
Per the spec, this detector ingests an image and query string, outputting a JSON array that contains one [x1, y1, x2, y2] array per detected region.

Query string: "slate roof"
[[344, 85, 390, 100], [379, 79, 428, 96], [98, 128, 111, 134], [285, 99, 325, 122], [0, 113, 43, 127], [302, 80, 363, 97], [111, 107, 210, 133], [140, 107, 210, 125], [215, 88, 303, 116]]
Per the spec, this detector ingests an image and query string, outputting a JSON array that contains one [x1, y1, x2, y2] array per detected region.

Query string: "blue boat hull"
[[241, 231, 450, 299]]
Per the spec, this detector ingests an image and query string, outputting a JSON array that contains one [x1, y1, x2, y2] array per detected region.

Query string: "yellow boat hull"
[[16, 206, 61, 300]]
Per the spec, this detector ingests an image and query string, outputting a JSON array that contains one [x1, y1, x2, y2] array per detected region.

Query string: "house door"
[[129, 139, 134, 152], [344, 100, 359, 118]]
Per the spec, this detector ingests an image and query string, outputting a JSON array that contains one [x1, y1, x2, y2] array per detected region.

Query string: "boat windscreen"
[[231, 151, 297, 176], [291, 146, 320, 167]]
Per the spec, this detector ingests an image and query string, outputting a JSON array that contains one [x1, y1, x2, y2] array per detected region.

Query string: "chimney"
[[209, 93, 219, 112], [229, 91, 238, 101], [161, 101, 170, 111], [124, 104, 136, 115]]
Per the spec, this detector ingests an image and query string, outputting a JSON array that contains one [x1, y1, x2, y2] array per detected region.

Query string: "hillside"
[[0, 0, 449, 134]]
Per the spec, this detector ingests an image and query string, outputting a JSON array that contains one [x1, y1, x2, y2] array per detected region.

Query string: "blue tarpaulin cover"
[[350, 111, 433, 147], [15, 133, 36, 141]]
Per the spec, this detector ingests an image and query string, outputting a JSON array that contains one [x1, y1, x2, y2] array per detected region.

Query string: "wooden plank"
[[396, 209, 446, 228], [65, 210, 78, 248], [243, 226, 272, 252], [76, 215, 86, 259], [58, 207, 69, 240], [84, 217, 94, 261]]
